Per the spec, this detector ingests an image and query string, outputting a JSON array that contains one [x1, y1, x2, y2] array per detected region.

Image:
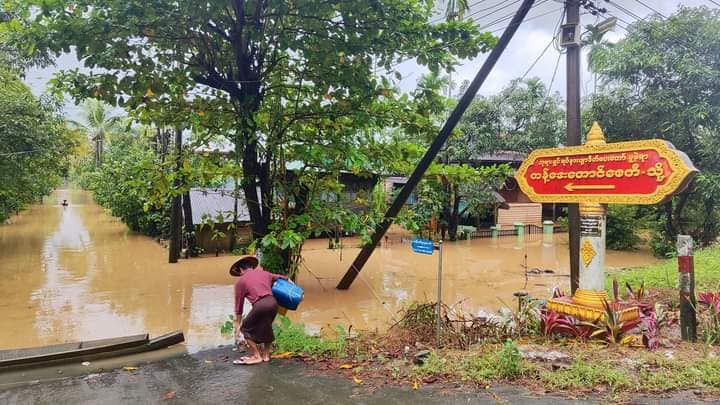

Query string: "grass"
[[272, 315, 346, 357], [539, 360, 631, 391], [393, 341, 720, 396], [412, 340, 534, 385], [607, 243, 720, 292]]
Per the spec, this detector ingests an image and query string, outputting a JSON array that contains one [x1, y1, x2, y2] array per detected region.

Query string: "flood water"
[[0, 189, 660, 352]]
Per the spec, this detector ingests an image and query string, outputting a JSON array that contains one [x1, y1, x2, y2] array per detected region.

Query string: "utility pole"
[[169, 128, 183, 263], [565, 0, 581, 294]]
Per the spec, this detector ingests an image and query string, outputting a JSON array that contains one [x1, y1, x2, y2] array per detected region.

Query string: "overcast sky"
[[23, 0, 716, 120]]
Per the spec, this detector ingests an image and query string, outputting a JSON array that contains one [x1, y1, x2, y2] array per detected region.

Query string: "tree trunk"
[[448, 186, 461, 241], [168, 128, 183, 263], [229, 177, 239, 253], [663, 201, 675, 242], [182, 191, 198, 257], [241, 136, 269, 240]]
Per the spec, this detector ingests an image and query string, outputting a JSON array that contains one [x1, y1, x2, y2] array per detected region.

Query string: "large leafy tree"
[[390, 73, 513, 241], [457, 78, 565, 155], [0, 67, 78, 221], [5, 0, 495, 273], [589, 6, 720, 252]]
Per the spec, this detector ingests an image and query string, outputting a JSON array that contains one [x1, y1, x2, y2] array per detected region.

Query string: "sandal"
[[233, 357, 262, 365]]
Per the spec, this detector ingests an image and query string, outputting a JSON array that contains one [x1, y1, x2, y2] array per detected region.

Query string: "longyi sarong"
[[241, 295, 278, 343]]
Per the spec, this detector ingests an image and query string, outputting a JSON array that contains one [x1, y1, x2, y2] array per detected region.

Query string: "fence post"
[[677, 235, 697, 342]]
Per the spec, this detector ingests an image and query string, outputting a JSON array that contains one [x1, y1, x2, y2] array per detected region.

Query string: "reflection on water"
[[0, 189, 660, 352]]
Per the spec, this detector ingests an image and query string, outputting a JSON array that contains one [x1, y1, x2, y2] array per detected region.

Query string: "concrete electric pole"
[[563, 0, 582, 294]]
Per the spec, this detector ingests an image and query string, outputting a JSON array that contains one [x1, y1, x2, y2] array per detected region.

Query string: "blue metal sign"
[[411, 239, 435, 255]]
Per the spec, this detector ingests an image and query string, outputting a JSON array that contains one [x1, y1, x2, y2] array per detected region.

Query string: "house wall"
[[196, 223, 253, 254], [496, 203, 543, 226]]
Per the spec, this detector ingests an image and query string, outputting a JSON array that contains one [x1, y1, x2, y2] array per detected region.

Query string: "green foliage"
[[540, 360, 630, 391], [606, 205, 642, 251], [78, 129, 171, 238], [589, 6, 720, 248], [272, 315, 346, 357], [556, 215, 569, 232], [0, 67, 78, 221], [606, 243, 720, 291], [457, 78, 565, 155], [496, 339, 522, 378], [4, 0, 497, 277], [413, 342, 528, 385], [219, 315, 235, 336]]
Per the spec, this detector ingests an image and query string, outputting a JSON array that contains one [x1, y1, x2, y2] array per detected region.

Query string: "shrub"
[[606, 205, 642, 250]]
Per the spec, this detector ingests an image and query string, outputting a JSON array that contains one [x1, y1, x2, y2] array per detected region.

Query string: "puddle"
[[0, 189, 660, 352]]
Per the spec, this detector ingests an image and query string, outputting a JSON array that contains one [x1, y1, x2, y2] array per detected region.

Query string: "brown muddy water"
[[0, 189, 660, 352]]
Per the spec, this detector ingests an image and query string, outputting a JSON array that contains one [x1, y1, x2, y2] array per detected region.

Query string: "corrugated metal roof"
[[189, 188, 254, 225]]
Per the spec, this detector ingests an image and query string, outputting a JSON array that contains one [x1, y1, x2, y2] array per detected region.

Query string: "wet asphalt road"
[[0, 347, 715, 404]]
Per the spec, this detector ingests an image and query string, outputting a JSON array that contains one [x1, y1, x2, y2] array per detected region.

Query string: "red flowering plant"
[[698, 291, 720, 345]]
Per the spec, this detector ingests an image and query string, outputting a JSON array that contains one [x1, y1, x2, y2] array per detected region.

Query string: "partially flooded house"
[[189, 188, 252, 253]]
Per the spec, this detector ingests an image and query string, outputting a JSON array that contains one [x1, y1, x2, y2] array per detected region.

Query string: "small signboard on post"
[[411, 239, 435, 255], [410, 238, 443, 346]]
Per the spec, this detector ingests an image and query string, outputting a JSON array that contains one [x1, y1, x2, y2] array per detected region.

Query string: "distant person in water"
[[61, 199, 68, 207], [230, 255, 287, 365]]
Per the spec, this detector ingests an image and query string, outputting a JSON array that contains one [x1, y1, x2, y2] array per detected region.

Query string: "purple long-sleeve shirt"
[[234, 267, 287, 317]]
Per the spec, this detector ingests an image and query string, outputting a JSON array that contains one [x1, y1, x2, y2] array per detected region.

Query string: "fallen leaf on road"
[[339, 364, 353, 369], [123, 366, 139, 372], [352, 376, 363, 384], [271, 352, 293, 359], [163, 391, 176, 400]]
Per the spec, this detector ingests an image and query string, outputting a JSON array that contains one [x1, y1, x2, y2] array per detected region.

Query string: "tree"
[[77, 128, 172, 238], [589, 6, 720, 252], [458, 78, 565, 155], [390, 73, 514, 241], [70, 100, 124, 167], [0, 67, 78, 221], [6, 0, 496, 275]]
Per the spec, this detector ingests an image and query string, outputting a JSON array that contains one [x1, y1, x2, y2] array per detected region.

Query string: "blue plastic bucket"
[[272, 279, 304, 310]]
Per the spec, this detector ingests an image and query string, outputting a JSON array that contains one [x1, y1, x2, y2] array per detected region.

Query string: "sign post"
[[677, 235, 697, 341], [411, 238, 444, 346], [436, 241, 443, 346], [515, 122, 698, 320]]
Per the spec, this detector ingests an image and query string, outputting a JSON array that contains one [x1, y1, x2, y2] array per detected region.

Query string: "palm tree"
[[443, 0, 469, 20], [70, 99, 124, 167], [582, 24, 613, 94]]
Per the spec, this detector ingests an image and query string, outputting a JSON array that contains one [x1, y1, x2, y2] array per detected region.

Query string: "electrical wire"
[[629, 0, 666, 18], [604, 0, 646, 22], [377, 2, 561, 76], [489, 6, 563, 34]]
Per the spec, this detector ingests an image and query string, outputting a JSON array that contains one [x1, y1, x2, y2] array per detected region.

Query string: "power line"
[[430, 0, 523, 24], [708, 0, 720, 7], [477, 0, 550, 30], [490, 6, 563, 33], [378, 2, 560, 75], [604, 0, 645, 22], [629, 0, 666, 18]]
